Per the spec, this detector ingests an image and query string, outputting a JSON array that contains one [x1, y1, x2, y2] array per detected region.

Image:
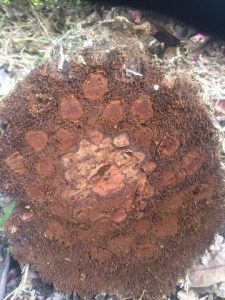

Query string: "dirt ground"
[[0, 2, 225, 300]]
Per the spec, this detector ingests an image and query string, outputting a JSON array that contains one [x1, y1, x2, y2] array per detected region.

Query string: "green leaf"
[[1, 0, 10, 4], [7, 246, 13, 254], [0, 202, 16, 229]]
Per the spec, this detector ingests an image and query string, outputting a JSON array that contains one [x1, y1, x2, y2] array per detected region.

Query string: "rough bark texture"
[[0, 20, 224, 298]]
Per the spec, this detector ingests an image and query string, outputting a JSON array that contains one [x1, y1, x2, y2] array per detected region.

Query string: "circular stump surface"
[[0, 52, 224, 298]]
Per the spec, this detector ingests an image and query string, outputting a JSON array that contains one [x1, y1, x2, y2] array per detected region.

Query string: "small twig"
[[58, 44, 67, 70], [29, 0, 54, 44], [56, 28, 81, 44], [0, 252, 10, 300], [3, 264, 29, 300], [126, 69, 143, 77], [138, 290, 148, 300]]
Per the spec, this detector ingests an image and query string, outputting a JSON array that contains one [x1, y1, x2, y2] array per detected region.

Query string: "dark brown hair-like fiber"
[[0, 41, 224, 298]]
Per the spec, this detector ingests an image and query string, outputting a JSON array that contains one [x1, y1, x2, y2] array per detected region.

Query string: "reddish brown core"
[[82, 73, 109, 101], [182, 150, 203, 175], [26, 131, 48, 152], [102, 100, 124, 124], [5, 151, 26, 175], [154, 170, 178, 189], [158, 134, 181, 157], [60, 131, 150, 226], [55, 128, 76, 151], [26, 181, 45, 201], [59, 95, 83, 122], [131, 95, 153, 122], [45, 221, 64, 239]]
